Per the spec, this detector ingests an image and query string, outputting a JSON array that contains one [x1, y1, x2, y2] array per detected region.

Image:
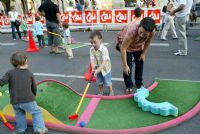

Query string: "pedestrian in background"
[[38, 0, 62, 54], [34, 16, 46, 48], [170, 0, 193, 56], [8, 7, 21, 40], [0, 52, 48, 134], [21, 16, 28, 39], [161, 3, 178, 41], [62, 22, 74, 59]]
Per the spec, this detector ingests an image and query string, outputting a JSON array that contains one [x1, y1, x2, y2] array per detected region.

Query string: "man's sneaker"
[[98, 91, 103, 96], [161, 38, 167, 41], [109, 90, 114, 96], [68, 56, 74, 59], [173, 37, 178, 40], [34, 128, 48, 134], [174, 51, 187, 56]]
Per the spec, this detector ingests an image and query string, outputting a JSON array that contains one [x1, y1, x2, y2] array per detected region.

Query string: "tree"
[[0, 0, 11, 14]]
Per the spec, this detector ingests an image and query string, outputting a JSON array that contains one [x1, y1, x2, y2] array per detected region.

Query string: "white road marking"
[[151, 43, 169, 46], [83, 43, 109, 46], [34, 73, 124, 81], [0, 42, 16, 46]]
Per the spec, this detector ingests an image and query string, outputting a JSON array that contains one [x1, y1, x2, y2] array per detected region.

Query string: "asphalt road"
[[0, 29, 200, 134]]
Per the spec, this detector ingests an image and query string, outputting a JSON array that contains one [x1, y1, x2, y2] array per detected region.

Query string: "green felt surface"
[[1, 80, 199, 129], [0, 85, 10, 110], [36, 82, 91, 126], [87, 80, 200, 130]]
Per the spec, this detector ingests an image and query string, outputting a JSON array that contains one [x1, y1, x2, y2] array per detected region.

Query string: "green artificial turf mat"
[[36, 82, 91, 126], [0, 85, 10, 110], [87, 80, 200, 130], [148, 79, 200, 115]]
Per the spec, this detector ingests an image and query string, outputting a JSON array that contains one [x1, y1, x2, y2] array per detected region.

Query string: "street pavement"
[[0, 29, 200, 134]]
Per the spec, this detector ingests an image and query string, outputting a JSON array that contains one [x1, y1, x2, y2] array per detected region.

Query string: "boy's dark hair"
[[10, 52, 27, 68], [139, 17, 156, 32], [62, 22, 69, 28], [134, 7, 142, 18], [162, 5, 167, 13], [35, 16, 41, 21], [89, 31, 102, 39]]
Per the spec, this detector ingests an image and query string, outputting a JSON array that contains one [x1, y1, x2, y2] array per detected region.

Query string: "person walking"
[[161, 3, 178, 41], [170, 0, 193, 56], [8, 7, 21, 40]]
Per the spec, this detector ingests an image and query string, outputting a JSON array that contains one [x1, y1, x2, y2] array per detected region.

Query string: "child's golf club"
[[68, 72, 95, 120]]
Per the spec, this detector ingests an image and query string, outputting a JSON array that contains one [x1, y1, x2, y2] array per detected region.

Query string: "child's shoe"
[[34, 128, 48, 134], [125, 88, 133, 94], [109, 90, 114, 96], [98, 91, 103, 96]]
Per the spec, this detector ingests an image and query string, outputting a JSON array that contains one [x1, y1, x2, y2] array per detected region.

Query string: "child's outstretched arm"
[[0, 72, 9, 87], [31, 75, 37, 96]]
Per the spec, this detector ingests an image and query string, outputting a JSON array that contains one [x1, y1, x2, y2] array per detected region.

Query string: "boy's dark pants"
[[123, 51, 143, 89], [37, 35, 45, 47]]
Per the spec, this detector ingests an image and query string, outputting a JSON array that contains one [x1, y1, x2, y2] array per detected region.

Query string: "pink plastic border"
[[4, 79, 200, 134]]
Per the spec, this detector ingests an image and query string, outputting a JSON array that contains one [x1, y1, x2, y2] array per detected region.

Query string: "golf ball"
[[80, 121, 86, 127], [0, 92, 2, 96]]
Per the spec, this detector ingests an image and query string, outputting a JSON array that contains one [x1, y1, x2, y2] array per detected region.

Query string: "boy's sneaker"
[[34, 128, 48, 134], [125, 88, 132, 94], [98, 91, 103, 96], [109, 90, 114, 96]]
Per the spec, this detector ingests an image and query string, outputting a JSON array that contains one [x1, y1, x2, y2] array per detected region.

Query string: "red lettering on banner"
[[0, 16, 3, 26], [147, 9, 161, 24], [131, 10, 145, 22], [61, 12, 70, 23], [100, 10, 112, 23], [71, 11, 83, 23], [114, 10, 128, 23], [85, 10, 97, 24], [3, 16, 10, 26], [25, 14, 34, 24]]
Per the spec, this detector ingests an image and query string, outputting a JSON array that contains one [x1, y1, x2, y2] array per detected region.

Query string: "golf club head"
[[68, 114, 78, 120]]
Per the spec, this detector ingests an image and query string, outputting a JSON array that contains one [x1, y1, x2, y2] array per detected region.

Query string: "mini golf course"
[[0, 79, 199, 133]]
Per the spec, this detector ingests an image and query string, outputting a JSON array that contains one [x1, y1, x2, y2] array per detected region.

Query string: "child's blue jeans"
[[13, 101, 46, 133]]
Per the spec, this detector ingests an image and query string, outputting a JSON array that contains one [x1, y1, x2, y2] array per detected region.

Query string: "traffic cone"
[[84, 63, 96, 82], [26, 30, 39, 52]]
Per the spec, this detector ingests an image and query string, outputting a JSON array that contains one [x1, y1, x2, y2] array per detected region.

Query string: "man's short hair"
[[10, 52, 27, 68], [139, 17, 156, 32], [89, 31, 102, 39], [134, 7, 142, 18]]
